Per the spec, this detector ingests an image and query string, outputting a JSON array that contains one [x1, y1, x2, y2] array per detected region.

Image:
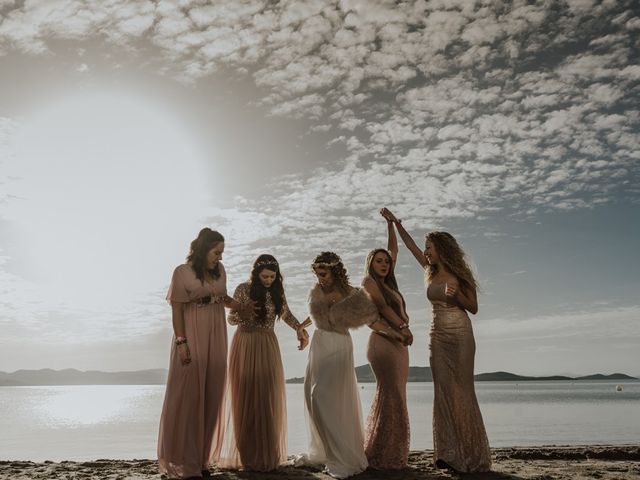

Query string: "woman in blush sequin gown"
[[382, 208, 491, 473], [361, 211, 414, 470], [220, 254, 309, 472], [158, 228, 252, 479]]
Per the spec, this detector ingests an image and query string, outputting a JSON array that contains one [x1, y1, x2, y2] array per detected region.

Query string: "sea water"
[[0, 381, 638, 461]]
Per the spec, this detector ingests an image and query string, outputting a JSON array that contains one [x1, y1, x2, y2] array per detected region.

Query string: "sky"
[[0, 0, 638, 378]]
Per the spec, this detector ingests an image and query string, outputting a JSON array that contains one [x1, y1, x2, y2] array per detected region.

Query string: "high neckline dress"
[[219, 281, 300, 472]]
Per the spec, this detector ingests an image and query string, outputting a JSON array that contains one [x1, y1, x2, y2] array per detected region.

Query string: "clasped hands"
[[380, 207, 400, 224], [296, 318, 312, 351]]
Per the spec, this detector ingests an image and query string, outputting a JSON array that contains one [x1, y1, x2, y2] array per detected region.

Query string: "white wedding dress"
[[304, 329, 368, 478], [300, 286, 379, 478]]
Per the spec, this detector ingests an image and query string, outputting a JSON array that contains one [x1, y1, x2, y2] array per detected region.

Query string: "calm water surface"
[[1, 381, 638, 461]]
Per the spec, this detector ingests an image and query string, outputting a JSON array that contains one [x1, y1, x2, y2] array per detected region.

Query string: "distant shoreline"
[[1, 366, 637, 386]]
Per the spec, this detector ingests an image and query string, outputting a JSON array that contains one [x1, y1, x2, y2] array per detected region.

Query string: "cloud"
[[1, 0, 639, 367]]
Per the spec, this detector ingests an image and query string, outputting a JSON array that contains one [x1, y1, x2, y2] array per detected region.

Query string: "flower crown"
[[311, 260, 341, 270], [255, 259, 278, 269]]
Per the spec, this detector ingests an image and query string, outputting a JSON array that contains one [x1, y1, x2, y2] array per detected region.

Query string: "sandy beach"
[[1, 446, 639, 480]]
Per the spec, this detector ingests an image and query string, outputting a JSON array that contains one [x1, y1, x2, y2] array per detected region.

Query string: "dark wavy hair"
[[186, 228, 224, 283], [426, 231, 478, 294], [249, 254, 284, 324], [311, 251, 350, 294], [364, 248, 408, 320]]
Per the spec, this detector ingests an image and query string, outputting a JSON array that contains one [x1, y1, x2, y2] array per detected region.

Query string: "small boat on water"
[[615, 385, 623, 392]]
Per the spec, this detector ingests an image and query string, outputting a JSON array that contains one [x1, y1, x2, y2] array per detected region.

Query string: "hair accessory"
[[255, 259, 278, 268], [311, 260, 341, 270]]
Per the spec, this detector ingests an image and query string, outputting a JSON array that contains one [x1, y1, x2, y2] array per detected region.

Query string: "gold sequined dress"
[[428, 282, 491, 472], [220, 282, 300, 471]]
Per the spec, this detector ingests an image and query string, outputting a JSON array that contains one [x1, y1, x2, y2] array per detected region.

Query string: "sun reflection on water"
[[36, 385, 145, 427]]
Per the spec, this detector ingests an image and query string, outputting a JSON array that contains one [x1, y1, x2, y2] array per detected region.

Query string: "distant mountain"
[[286, 366, 637, 384], [1, 367, 636, 386], [0, 369, 168, 386], [475, 371, 638, 381]]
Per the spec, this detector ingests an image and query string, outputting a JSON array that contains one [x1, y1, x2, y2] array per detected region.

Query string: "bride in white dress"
[[300, 251, 403, 478]]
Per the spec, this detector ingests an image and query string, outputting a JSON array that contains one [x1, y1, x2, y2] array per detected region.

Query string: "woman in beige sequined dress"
[[383, 208, 491, 473], [220, 254, 309, 472], [362, 212, 414, 469]]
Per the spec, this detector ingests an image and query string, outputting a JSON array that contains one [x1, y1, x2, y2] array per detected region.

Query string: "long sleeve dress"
[[303, 285, 380, 479], [220, 282, 300, 471], [158, 263, 228, 479], [428, 281, 491, 472]]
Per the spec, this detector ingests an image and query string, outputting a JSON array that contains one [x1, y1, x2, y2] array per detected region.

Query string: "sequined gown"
[[219, 282, 300, 471], [427, 282, 491, 472], [364, 289, 410, 469], [158, 263, 228, 479]]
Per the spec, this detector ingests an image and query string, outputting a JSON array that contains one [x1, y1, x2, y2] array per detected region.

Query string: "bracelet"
[[175, 336, 187, 346], [398, 323, 409, 330]]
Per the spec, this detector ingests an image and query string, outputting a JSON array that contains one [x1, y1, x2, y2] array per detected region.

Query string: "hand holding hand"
[[297, 327, 309, 351], [380, 207, 400, 224]]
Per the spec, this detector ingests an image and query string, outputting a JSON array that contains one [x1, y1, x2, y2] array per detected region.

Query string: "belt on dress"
[[195, 295, 224, 307]]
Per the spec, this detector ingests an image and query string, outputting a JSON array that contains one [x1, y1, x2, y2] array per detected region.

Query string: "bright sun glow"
[[7, 90, 211, 312]]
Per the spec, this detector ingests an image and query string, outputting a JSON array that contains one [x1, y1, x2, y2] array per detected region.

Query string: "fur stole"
[[308, 284, 380, 334]]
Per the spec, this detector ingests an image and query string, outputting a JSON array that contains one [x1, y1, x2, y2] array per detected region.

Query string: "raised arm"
[[386, 214, 398, 264], [380, 208, 427, 268]]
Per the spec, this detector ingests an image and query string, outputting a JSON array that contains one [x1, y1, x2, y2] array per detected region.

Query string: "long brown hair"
[[186, 228, 224, 283], [426, 231, 478, 293], [249, 254, 284, 324], [311, 251, 351, 294], [364, 248, 408, 320]]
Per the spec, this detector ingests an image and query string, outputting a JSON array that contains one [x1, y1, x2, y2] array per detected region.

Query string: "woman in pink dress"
[[382, 208, 491, 473], [158, 228, 251, 479], [362, 211, 414, 469], [220, 254, 309, 472]]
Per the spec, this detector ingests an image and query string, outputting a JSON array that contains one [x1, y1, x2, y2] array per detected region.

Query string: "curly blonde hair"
[[311, 251, 351, 293], [426, 231, 478, 293]]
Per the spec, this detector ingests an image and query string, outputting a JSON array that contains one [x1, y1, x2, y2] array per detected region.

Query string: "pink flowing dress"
[[220, 282, 300, 471], [158, 263, 228, 479]]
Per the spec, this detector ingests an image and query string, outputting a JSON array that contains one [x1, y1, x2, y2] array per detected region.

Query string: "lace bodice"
[[228, 282, 300, 330]]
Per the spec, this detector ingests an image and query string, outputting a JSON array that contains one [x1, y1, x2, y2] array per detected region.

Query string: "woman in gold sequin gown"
[[361, 212, 414, 469], [382, 209, 491, 473], [220, 254, 309, 472]]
